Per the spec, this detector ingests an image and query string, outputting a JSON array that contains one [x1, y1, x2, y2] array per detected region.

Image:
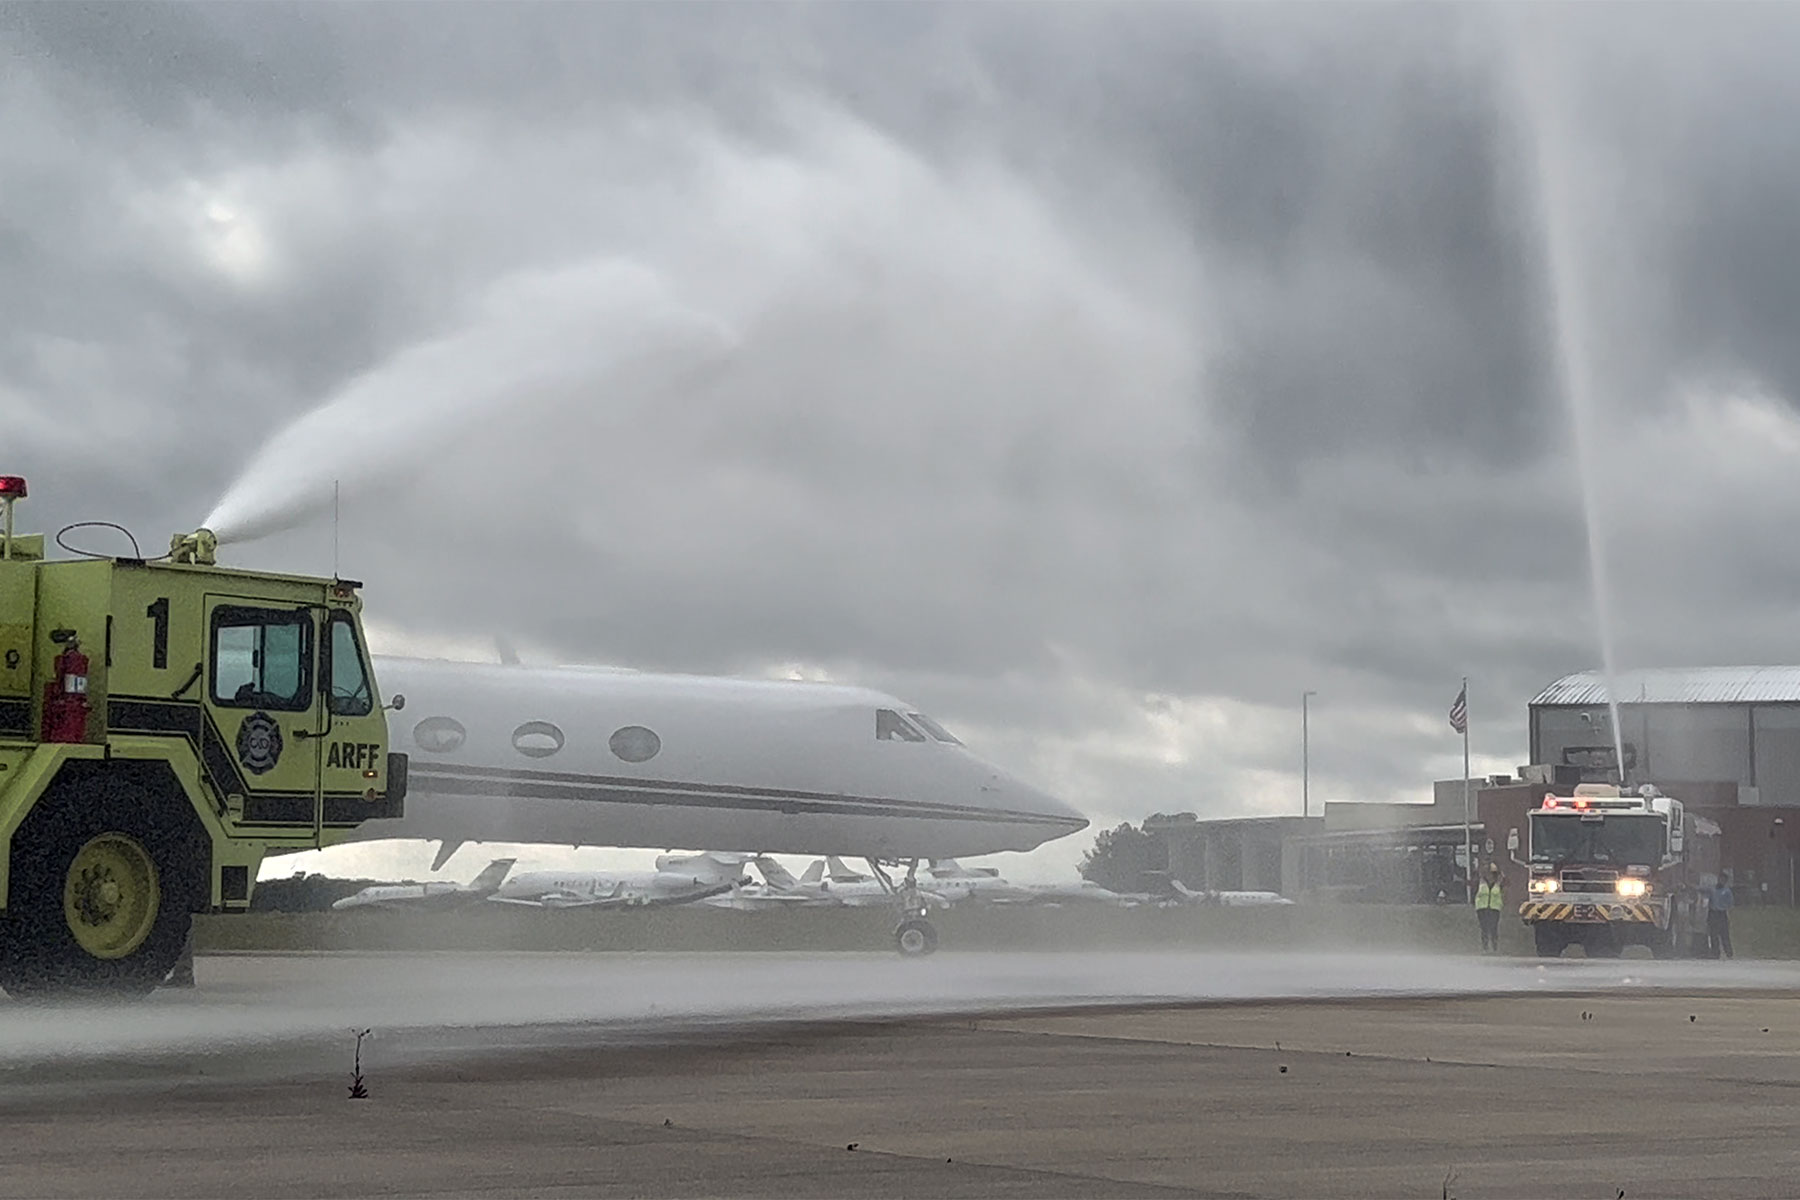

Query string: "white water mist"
[[204, 260, 737, 545], [1509, 23, 1627, 779]]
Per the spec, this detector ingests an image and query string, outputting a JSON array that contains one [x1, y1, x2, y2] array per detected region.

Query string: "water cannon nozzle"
[[170, 528, 218, 566]]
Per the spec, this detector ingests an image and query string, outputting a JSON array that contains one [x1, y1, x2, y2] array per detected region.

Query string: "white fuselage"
[[356, 658, 1088, 859], [928, 875, 1132, 906], [489, 867, 736, 909], [928, 874, 1035, 904], [1205, 891, 1295, 907]]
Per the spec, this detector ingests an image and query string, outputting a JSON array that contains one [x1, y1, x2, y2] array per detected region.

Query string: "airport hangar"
[[1141, 667, 1800, 906]]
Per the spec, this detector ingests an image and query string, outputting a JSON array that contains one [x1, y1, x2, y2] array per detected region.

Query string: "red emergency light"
[[0, 476, 26, 500], [1543, 795, 1559, 809], [1574, 798, 1590, 810]]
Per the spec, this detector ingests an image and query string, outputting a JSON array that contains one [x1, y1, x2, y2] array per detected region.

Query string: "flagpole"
[[1462, 675, 1472, 905]]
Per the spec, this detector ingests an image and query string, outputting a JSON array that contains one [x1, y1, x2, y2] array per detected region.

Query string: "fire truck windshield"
[[1530, 812, 1665, 867]]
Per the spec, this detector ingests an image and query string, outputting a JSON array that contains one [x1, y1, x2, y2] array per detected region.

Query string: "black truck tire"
[[1533, 924, 1566, 958], [0, 777, 200, 1000], [1583, 928, 1624, 958]]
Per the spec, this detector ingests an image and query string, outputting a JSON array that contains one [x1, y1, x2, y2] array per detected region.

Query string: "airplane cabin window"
[[907, 712, 963, 745], [875, 709, 927, 742], [413, 716, 467, 753], [512, 720, 566, 758], [610, 725, 661, 763]]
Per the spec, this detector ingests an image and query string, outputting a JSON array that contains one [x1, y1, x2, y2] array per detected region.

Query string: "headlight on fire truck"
[[1529, 876, 1558, 893], [1615, 878, 1648, 898]]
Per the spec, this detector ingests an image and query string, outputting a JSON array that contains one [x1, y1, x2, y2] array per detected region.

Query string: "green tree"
[[1079, 822, 1159, 894]]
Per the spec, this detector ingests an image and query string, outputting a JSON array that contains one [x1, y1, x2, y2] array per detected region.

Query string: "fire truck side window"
[[211, 607, 313, 712], [326, 613, 374, 716]]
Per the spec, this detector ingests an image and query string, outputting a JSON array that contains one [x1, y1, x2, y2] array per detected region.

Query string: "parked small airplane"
[[361, 658, 1086, 863], [710, 856, 951, 910], [1169, 882, 1296, 906], [702, 858, 828, 910], [925, 859, 1149, 907], [487, 851, 752, 910], [350, 656, 1089, 953], [331, 857, 517, 911]]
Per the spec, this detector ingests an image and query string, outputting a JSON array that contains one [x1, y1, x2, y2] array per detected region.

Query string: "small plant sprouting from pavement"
[[348, 1028, 372, 1100]]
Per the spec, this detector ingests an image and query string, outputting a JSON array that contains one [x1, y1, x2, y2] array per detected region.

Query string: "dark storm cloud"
[[8, 2, 1800, 842]]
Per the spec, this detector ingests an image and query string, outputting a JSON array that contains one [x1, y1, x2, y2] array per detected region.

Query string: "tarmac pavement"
[[2, 952, 1797, 1197]]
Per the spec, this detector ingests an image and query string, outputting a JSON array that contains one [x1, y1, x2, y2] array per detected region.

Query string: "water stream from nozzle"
[[202, 261, 737, 547], [1510, 22, 1627, 780]]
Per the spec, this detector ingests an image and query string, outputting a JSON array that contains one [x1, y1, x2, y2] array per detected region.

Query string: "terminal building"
[[1139, 667, 1800, 905]]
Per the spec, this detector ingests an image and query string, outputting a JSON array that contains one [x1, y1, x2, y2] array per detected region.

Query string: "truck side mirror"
[[385, 693, 406, 712], [1670, 825, 1684, 854], [1507, 828, 1520, 854]]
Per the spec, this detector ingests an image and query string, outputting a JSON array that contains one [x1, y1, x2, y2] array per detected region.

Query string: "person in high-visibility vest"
[[1475, 862, 1505, 953]]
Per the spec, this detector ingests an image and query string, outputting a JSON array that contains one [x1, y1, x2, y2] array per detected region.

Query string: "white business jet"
[[331, 857, 517, 911], [354, 657, 1088, 954], [792, 856, 952, 909], [1169, 882, 1296, 907], [702, 858, 826, 910], [487, 851, 750, 910], [925, 859, 1143, 906]]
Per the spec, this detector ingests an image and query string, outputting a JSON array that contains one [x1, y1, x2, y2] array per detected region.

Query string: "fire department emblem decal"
[[236, 712, 283, 775]]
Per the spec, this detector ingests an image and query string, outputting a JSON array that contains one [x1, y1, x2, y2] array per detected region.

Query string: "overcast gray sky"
[[9, 2, 1800, 880]]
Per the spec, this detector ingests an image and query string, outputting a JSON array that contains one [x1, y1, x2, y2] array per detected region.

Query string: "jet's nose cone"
[[999, 773, 1088, 834], [1042, 787, 1089, 831]]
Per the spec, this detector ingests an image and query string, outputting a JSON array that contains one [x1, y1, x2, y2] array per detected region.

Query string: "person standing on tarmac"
[[1709, 871, 1736, 959], [1475, 862, 1505, 953]]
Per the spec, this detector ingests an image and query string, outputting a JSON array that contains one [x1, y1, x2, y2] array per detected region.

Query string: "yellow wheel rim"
[[62, 834, 160, 960]]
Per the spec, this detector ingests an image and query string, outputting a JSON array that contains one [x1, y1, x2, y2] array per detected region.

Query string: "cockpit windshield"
[[876, 709, 927, 741], [876, 708, 962, 744], [907, 712, 962, 745]]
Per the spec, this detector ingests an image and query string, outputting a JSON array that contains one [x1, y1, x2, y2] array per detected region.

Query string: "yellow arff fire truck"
[[0, 475, 404, 997], [1510, 783, 1718, 958]]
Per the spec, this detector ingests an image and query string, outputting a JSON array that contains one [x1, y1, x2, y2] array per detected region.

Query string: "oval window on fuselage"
[[413, 716, 467, 754], [512, 721, 565, 758], [610, 725, 661, 763]]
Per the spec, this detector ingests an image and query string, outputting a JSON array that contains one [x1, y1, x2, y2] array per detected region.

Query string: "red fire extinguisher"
[[41, 633, 90, 743]]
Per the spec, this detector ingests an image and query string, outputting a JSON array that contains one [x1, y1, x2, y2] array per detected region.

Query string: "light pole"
[[1302, 691, 1317, 819]]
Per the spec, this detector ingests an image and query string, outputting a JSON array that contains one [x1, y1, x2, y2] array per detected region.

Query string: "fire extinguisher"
[[41, 631, 90, 743]]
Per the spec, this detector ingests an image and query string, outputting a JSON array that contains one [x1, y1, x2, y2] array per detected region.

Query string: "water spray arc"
[[201, 260, 738, 548], [1509, 24, 1627, 779]]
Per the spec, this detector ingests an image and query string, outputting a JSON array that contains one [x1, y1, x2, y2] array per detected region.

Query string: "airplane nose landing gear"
[[894, 916, 938, 957], [870, 856, 940, 958]]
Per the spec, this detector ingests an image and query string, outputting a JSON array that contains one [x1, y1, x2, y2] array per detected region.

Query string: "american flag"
[[1448, 685, 1468, 735]]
